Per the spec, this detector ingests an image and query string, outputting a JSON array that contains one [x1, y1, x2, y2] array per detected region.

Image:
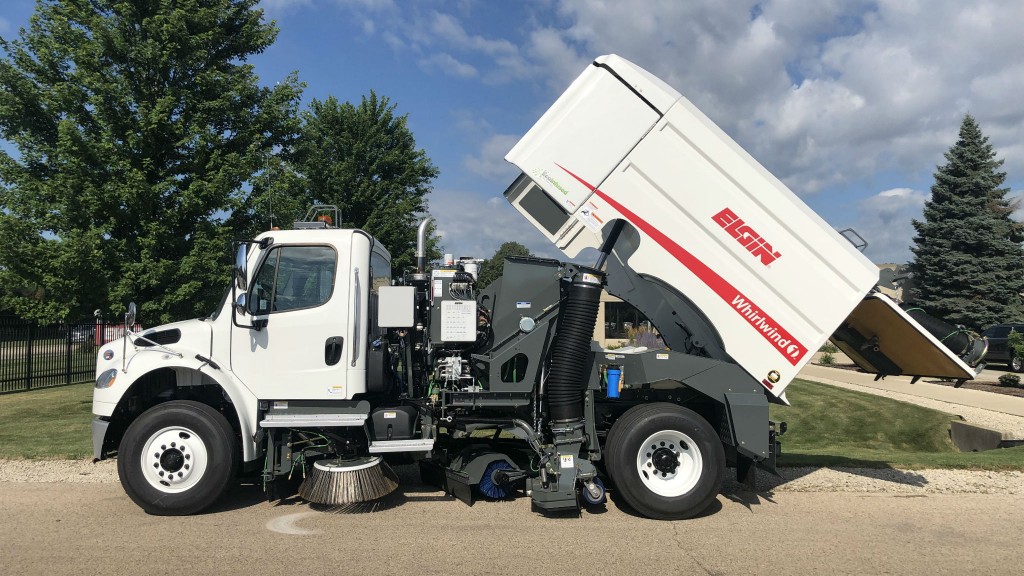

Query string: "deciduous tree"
[[275, 92, 439, 274], [0, 0, 302, 323], [476, 241, 531, 289]]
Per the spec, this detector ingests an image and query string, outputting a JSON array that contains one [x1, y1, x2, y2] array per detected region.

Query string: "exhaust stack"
[[416, 218, 432, 274]]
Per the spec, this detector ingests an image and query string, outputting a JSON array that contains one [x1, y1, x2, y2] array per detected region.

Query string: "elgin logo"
[[712, 208, 781, 266]]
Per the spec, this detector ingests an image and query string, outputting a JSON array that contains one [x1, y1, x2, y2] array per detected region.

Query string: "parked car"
[[979, 323, 1024, 371], [70, 325, 95, 343]]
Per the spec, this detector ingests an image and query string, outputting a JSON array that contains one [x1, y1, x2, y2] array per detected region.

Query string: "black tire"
[[605, 403, 724, 520], [602, 410, 629, 477], [117, 400, 239, 516], [1011, 356, 1023, 373]]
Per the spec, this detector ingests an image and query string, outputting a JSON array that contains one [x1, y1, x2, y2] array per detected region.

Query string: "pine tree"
[[0, 0, 302, 323], [909, 115, 1024, 330]]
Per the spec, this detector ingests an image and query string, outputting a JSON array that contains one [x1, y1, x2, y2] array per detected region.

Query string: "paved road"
[[2, 471, 1020, 575]]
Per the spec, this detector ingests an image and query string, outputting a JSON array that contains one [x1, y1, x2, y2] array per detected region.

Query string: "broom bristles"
[[299, 457, 399, 505]]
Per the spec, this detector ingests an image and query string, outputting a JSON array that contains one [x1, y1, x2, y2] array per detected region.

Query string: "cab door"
[[230, 241, 353, 400]]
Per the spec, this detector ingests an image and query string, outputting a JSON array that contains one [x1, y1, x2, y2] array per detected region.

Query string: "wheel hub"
[[160, 448, 186, 473], [651, 447, 679, 474], [151, 438, 194, 484]]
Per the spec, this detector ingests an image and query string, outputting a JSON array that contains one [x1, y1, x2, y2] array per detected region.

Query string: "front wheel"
[[605, 403, 724, 520], [118, 401, 239, 515]]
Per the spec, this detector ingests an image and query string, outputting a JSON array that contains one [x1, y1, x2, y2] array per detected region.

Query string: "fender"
[[94, 338, 260, 462]]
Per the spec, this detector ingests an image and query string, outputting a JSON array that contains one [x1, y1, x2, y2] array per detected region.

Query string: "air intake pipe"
[[546, 268, 604, 423]]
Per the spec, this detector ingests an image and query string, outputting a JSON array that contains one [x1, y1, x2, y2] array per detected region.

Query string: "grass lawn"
[[0, 383, 94, 459], [772, 379, 1024, 470], [0, 378, 1021, 470]]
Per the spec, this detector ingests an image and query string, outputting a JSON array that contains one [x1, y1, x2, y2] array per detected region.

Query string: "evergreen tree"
[[0, 0, 302, 324], [476, 241, 531, 289], [270, 92, 439, 274], [909, 115, 1024, 329]]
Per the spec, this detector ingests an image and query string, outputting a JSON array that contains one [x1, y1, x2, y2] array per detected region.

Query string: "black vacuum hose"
[[547, 270, 603, 423], [902, 306, 971, 355]]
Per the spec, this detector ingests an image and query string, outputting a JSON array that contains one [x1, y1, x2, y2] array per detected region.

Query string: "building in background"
[[594, 292, 656, 348]]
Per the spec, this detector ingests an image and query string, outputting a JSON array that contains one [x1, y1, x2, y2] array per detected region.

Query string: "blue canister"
[[606, 366, 622, 398]]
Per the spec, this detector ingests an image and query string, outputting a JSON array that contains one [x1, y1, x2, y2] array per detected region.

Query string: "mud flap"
[[831, 293, 977, 381]]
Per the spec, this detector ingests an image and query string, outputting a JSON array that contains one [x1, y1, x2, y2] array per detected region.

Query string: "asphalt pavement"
[[2, 478, 1021, 575]]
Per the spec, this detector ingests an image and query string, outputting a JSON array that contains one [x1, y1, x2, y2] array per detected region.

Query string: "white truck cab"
[[93, 224, 390, 465]]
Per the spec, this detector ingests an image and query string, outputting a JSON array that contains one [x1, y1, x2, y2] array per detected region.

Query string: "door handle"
[[325, 336, 344, 366]]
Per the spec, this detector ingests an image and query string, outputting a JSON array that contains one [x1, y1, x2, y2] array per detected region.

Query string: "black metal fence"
[[0, 317, 98, 394]]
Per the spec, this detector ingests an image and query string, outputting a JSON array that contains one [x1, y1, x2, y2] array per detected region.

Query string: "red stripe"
[[555, 164, 807, 366]]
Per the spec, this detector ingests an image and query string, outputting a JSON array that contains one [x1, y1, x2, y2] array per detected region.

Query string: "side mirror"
[[125, 302, 137, 328], [234, 244, 248, 291], [235, 293, 248, 316]]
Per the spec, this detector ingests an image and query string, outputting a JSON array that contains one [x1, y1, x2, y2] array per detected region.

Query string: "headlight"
[[95, 369, 118, 389]]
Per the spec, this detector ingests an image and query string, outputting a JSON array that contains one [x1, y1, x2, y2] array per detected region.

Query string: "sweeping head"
[[298, 456, 399, 505], [477, 460, 516, 499]]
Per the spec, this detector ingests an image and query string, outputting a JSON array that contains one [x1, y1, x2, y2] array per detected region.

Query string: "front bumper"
[[92, 417, 110, 461]]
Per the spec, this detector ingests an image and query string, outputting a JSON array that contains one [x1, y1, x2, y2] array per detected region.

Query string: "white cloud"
[[314, 3, 537, 85], [426, 12, 518, 58], [462, 133, 520, 181], [428, 188, 555, 259], [259, 0, 314, 12], [846, 187, 928, 264], [513, 0, 1024, 195], [283, 0, 1024, 197], [418, 52, 478, 78], [278, 0, 1024, 263], [0, 17, 11, 36], [1011, 191, 1024, 222]]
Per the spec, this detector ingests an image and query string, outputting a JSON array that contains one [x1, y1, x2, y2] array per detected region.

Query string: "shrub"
[[998, 373, 1021, 388], [1009, 331, 1024, 362], [626, 325, 664, 349], [819, 341, 839, 354], [818, 352, 835, 365]]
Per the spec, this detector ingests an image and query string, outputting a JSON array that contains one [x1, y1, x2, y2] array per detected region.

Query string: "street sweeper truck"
[[90, 54, 986, 520]]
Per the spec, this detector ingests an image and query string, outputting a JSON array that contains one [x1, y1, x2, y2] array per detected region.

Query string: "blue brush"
[[477, 460, 515, 499]]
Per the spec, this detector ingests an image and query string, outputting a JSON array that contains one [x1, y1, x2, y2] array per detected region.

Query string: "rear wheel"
[[118, 401, 239, 515], [605, 403, 724, 520], [1011, 356, 1022, 372]]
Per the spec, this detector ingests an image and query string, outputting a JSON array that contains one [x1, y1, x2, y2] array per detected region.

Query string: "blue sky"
[[3, 0, 1023, 265]]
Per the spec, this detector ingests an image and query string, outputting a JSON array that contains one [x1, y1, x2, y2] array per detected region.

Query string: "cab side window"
[[250, 246, 337, 314]]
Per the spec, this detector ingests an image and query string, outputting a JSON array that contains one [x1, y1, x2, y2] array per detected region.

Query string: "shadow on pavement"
[[719, 461, 932, 512]]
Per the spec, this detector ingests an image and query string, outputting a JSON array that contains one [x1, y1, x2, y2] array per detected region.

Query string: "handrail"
[[351, 267, 361, 367]]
